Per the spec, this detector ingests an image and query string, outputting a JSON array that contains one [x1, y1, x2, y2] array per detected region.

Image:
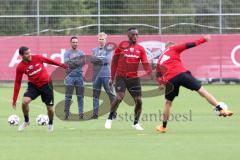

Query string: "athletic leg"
[[19, 82, 40, 131], [108, 92, 124, 119], [197, 86, 218, 107], [22, 97, 32, 123], [18, 97, 32, 131], [133, 96, 142, 125], [156, 78, 179, 133], [105, 76, 126, 129], [40, 82, 55, 131], [46, 106, 54, 132], [126, 77, 144, 130]]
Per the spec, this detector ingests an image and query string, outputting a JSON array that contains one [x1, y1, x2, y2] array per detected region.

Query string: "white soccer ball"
[[8, 115, 20, 126], [36, 114, 49, 125], [215, 102, 228, 116]]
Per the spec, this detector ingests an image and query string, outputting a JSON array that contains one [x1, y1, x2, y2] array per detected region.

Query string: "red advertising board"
[[1, 35, 240, 81]]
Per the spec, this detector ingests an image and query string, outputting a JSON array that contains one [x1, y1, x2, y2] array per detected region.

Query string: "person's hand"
[[12, 104, 16, 110], [204, 35, 211, 41], [61, 63, 68, 69], [150, 72, 155, 80], [94, 58, 103, 65], [159, 84, 165, 90], [109, 79, 113, 86]]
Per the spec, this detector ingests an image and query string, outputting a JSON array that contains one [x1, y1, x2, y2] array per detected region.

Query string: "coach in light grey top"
[[91, 32, 116, 119], [64, 36, 85, 120]]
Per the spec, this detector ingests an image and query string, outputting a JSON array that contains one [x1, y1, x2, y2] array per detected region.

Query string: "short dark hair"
[[19, 46, 29, 55], [128, 27, 137, 32], [70, 36, 78, 42], [165, 41, 175, 48]]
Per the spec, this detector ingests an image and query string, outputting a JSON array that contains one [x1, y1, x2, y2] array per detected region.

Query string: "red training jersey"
[[12, 54, 67, 106], [111, 42, 152, 80], [156, 37, 207, 84]]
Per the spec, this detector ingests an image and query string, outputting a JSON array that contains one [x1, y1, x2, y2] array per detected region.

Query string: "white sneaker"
[[105, 119, 112, 129], [47, 124, 54, 132], [132, 123, 144, 131], [18, 122, 30, 131]]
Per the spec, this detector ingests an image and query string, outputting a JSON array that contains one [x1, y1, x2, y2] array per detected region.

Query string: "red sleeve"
[[156, 61, 167, 85], [172, 37, 207, 53], [12, 66, 23, 106], [140, 47, 152, 75], [171, 43, 187, 53], [111, 47, 121, 81], [39, 55, 67, 69]]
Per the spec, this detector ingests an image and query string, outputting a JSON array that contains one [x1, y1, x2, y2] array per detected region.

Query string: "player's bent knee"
[[22, 97, 32, 105], [115, 95, 124, 103], [135, 98, 142, 106], [116, 97, 123, 103], [47, 106, 54, 112], [165, 100, 172, 106], [116, 93, 124, 102]]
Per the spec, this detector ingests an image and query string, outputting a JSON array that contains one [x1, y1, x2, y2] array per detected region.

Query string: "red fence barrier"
[[1, 34, 240, 81]]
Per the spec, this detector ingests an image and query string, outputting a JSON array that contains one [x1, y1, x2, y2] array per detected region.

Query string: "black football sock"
[[215, 105, 222, 111], [108, 99, 121, 120], [134, 100, 142, 125], [108, 112, 115, 120], [24, 115, 29, 123], [133, 119, 138, 125], [163, 120, 168, 128], [48, 119, 53, 125]]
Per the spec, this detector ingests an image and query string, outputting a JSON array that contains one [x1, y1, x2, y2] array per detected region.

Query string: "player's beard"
[[129, 37, 137, 44], [23, 55, 31, 62]]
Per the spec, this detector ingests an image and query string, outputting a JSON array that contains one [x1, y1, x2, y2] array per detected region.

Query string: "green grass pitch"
[[0, 85, 239, 160]]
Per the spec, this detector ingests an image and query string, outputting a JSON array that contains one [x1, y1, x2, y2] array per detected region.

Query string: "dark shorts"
[[24, 82, 54, 106], [165, 71, 201, 101], [115, 76, 142, 97]]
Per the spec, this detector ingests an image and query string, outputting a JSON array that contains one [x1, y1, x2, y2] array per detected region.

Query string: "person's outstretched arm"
[[173, 35, 210, 53], [12, 67, 23, 109], [41, 55, 67, 69]]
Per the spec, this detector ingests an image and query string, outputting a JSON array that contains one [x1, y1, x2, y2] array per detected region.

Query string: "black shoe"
[[79, 113, 84, 120], [64, 112, 70, 120], [64, 115, 69, 120], [91, 114, 98, 119]]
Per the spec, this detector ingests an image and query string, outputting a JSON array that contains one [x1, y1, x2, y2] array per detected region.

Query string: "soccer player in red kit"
[[12, 46, 67, 132], [155, 35, 233, 133], [105, 27, 152, 130]]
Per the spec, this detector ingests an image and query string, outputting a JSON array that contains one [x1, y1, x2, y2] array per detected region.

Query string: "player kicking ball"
[[12, 46, 67, 132], [155, 35, 233, 133]]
